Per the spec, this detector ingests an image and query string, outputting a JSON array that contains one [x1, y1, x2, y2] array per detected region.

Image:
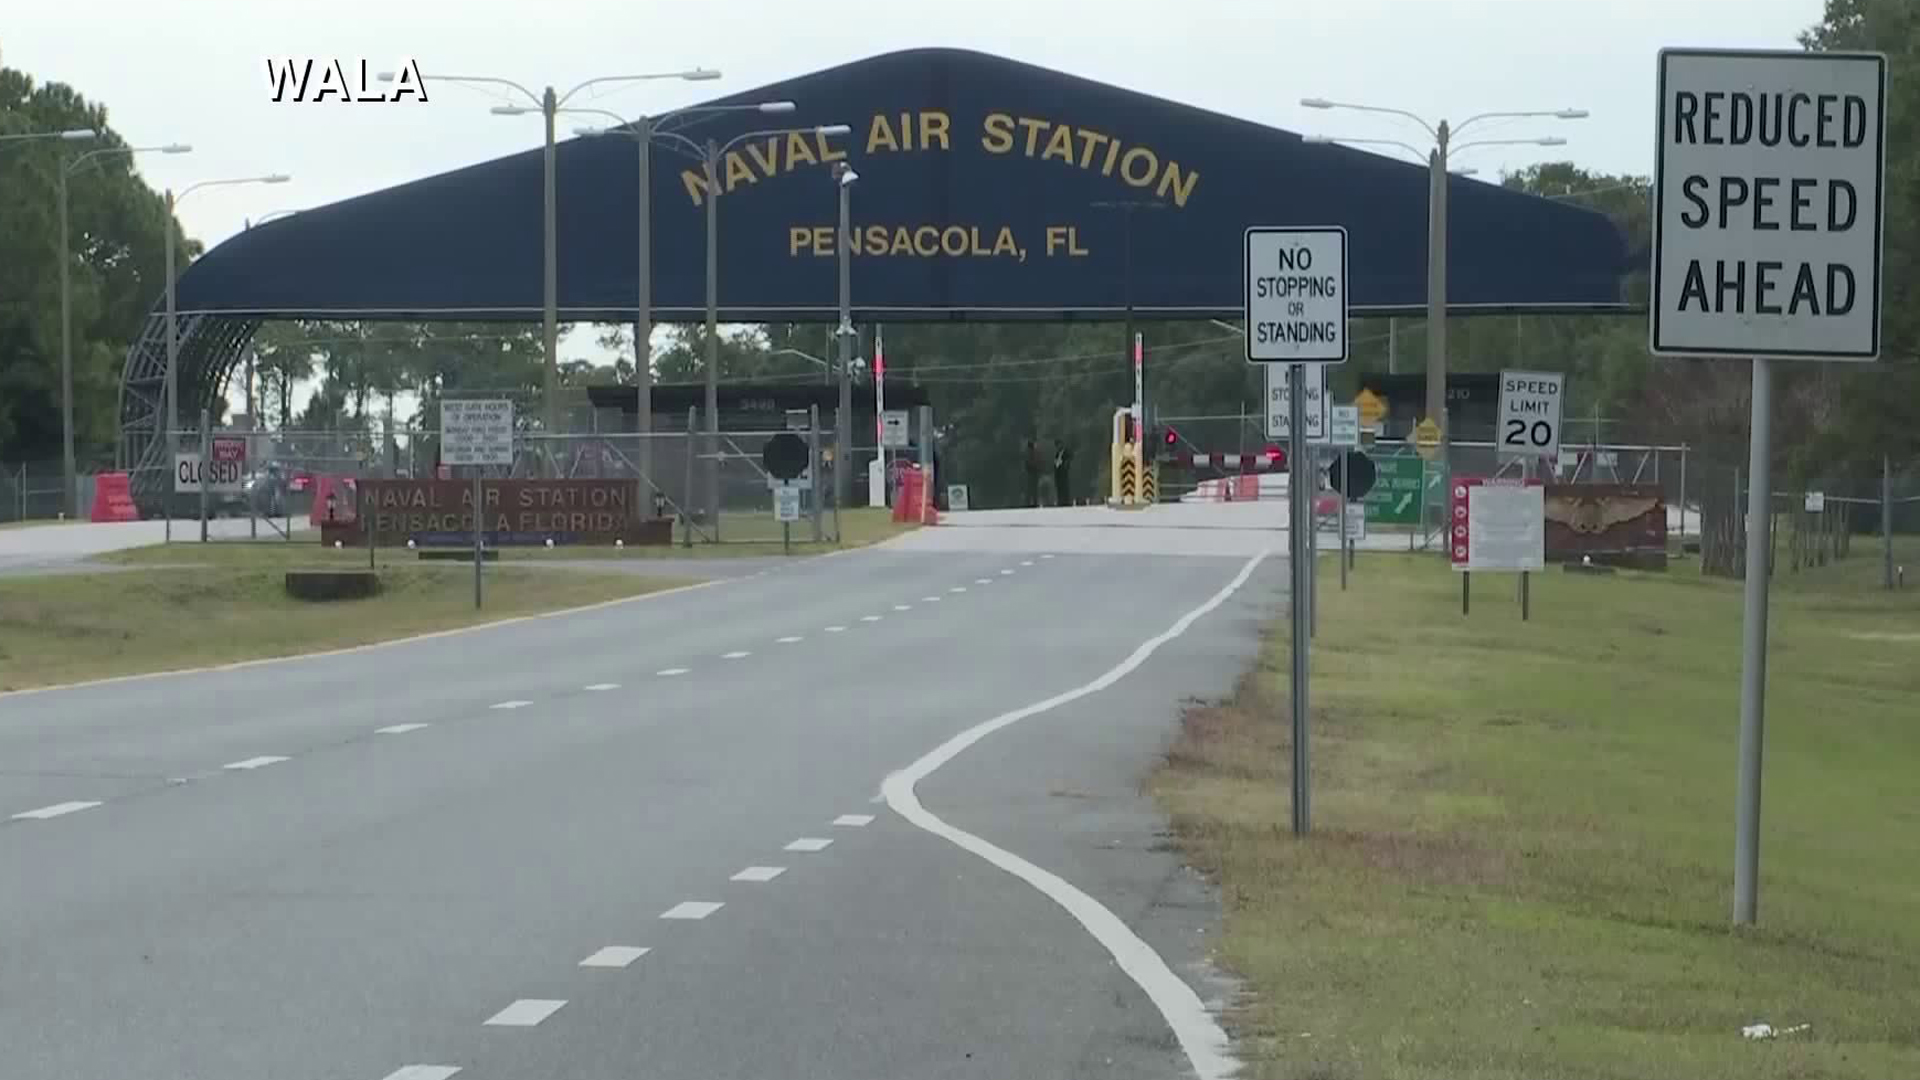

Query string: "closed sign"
[[175, 453, 244, 494]]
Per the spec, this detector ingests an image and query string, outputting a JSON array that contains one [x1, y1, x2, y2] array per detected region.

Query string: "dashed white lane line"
[[660, 901, 724, 920], [484, 998, 567, 1027], [11, 800, 103, 821], [860, 615, 883, 622], [950, 586, 967, 593], [1040, 553, 1056, 559], [879, 550, 1266, 1080], [999, 568, 1015, 575], [722, 651, 752, 660], [777, 635, 804, 644], [656, 668, 689, 677], [923, 595, 942, 602], [975, 577, 992, 585], [824, 625, 847, 633], [1021, 560, 1035, 566], [491, 700, 532, 710], [833, 814, 875, 827], [893, 604, 912, 611], [223, 755, 289, 771], [376, 723, 431, 735], [584, 683, 619, 692], [380, 1067, 462, 1080], [579, 945, 650, 969], [731, 865, 787, 882], [784, 837, 833, 853]]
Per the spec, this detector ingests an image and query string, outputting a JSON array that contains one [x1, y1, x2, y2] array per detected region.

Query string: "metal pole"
[[835, 166, 854, 510], [541, 86, 560, 458], [198, 409, 210, 542], [473, 469, 482, 608], [1733, 358, 1774, 926], [1288, 363, 1310, 836], [1412, 456, 1421, 553], [1425, 127, 1450, 438], [1884, 453, 1895, 590], [918, 403, 933, 523], [809, 404, 823, 543], [1463, 571, 1471, 615], [635, 115, 655, 516], [165, 187, 177, 543], [1307, 446, 1318, 639], [1338, 467, 1348, 591], [1679, 443, 1689, 547], [683, 406, 697, 548], [58, 168, 77, 520], [1387, 315, 1397, 376], [703, 139, 721, 538], [1521, 570, 1530, 621], [366, 476, 375, 570]]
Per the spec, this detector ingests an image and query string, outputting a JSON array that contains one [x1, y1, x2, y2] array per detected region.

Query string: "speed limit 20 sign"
[[1496, 370, 1565, 463]]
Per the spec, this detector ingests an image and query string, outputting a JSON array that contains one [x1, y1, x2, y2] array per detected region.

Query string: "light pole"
[[834, 162, 860, 510], [1300, 99, 1585, 440], [571, 99, 796, 513], [57, 141, 191, 518], [0, 128, 95, 150], [382, 67, 720, 454], [162, 173, 291, 540], [767, 348, 834, 383], [650, 122, 853, 534]]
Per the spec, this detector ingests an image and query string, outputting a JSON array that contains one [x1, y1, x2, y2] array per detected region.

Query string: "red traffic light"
[[1163, 427, 1179, 446], [1264, 444, 1287, 469]]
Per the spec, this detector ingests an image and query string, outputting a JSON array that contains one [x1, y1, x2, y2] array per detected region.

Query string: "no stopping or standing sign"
[[1244, 227, 1348, 363], [1651, 48, 1887, 359]]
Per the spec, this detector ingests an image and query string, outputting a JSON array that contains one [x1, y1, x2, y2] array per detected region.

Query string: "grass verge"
[[0, 564, 691, 692], [1152, 541, 1920, 1080]]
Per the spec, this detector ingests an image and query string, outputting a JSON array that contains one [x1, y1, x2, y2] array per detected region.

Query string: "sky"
[[8, 0, 1829, 414]]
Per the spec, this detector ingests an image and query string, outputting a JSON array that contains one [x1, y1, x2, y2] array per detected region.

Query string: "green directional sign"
[[1364, 454, 1425, 525]]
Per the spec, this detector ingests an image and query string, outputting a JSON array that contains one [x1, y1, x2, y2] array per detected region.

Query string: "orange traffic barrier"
[[89, 472, 140, 522]]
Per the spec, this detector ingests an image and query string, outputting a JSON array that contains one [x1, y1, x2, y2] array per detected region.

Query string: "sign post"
[[1246, 224, 1348, 837], [441, 399, 515, 609], [1652, 47, 1886, 926]]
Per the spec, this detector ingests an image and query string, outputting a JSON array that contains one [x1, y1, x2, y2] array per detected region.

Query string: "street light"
[[162, 173, 291, 541], [767, 348, 834, 383], [55, 141, 191, 519], [571, 98, 795, 513], [382, 66, 720, 454], [1300, 97, 1584, 438], [650, 121, 853, 532], [0, 128, 97, 149], [834, 163, 859, 510]]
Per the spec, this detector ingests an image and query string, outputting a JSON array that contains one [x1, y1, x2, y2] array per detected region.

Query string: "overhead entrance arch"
[[121, 46, 1632, 492]]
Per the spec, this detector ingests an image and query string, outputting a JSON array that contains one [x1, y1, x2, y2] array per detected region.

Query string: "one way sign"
[[1265, 363, 1326, 440]]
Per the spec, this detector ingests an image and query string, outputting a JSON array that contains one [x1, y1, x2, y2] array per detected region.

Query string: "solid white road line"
[[584, 683, 619, 692], [223, 755, 289, 771], [894, 604, 912, 611], [380, 1067, 462, 1080], [660, 901, 724, 920], [833, 814, 875, 827], [656, 668, 689, 677], [722, 651, 751, 659], [824, 626, 846, 633], [731, 865, 787, 882], [376, 723, 430, 735], [579, 946, 650, 969], [484, 999, 567, 1027], [10, 800, 103, 821], [880, 550, 1266, 1080], [777, 635, 804, 643], [860, 615, 883, 622], [784, 837, 833, 852], [491, 700, 532, 710]]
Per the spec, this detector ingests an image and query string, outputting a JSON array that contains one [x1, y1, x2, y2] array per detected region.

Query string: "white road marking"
[[484, 998, 567, 1027], [824, 625, 846, 633], [731, 865, 786, 882], [950, 586, 966, 593], [893, 604, 912, 611], [1021, 560, 1035, 566], [579, 945, 650, 968], [833, 814, 875, 827], [380, 1067, 462, 1080], [583, 683, 619, 692], [1000, 569, 1015, 575], [11, 800, 103, 821], [777, 635, 804, 643], [880, 550, 1266, 1080], [722, 651, 751, 659], [860, 615, 883, 622], [376, 723, 430, 735], [491, 700, 532, 710], [1040, 553, 1056, 559], [660, 900, 723, 920], [223, 755, 289, 771], [656, 668, 689, 677], [923, 596, 942, 602], [975, 577, 992, 584], [784, 837, 833, 852]]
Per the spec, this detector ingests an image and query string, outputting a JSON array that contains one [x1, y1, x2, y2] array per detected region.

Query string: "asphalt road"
[[0, 522, 1284, 1080]]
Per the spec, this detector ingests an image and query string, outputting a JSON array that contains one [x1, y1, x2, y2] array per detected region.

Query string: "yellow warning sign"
[[1414, 417, 1444, 461], [1355, 387, 1387, 429]]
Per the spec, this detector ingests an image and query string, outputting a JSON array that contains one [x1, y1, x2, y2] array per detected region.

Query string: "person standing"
[[1023, 437, 1043, 508], [1053, 439, 1074, 507]]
